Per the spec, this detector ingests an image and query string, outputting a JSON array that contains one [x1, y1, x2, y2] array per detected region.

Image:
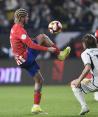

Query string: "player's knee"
[[40, 77, 44, 84], [35, 71, 44, 84], [70, 81, 76, 88], [38, 34, 43, 38], [36, 34, 46, 45], [37, 77, 44, 84], [70, 81, 73, 87], [37, 34, 46, 40], [41, 34, 47, 38]]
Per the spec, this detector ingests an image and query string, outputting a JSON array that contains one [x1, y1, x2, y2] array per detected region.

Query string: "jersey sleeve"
[[18, 28, 48, 51], [95, 30, 98, 43], [81, 51, 91, 65], [95, 30, 98, 39]]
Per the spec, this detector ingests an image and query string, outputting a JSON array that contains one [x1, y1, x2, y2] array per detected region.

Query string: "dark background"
[[0, 0, 97, 85]]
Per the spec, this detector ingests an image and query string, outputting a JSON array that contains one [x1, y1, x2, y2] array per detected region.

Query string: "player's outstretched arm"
[[20, 33, 56, 52]]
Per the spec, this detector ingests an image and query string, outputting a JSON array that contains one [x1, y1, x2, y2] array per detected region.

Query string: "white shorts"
[[80, 79, 98, 93]]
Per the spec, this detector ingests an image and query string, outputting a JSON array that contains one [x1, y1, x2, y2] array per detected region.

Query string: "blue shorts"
[[20, 41, 40, 77]]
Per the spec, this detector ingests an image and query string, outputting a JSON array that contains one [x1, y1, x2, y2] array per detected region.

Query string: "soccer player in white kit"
[[94, 30, 98, 101], [71, 34, 98, 115]]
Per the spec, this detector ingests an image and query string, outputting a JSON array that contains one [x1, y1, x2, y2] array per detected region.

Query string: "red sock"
[[52, 44, 60, 55], [34, 91, 41, 105]]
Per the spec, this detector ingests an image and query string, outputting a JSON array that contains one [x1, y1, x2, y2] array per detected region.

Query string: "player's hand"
[[71, 79, 81, 88], [48, 47, 56, 53]]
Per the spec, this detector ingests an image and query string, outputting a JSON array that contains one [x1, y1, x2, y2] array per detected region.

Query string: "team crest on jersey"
[[21, 34, 27, 40]]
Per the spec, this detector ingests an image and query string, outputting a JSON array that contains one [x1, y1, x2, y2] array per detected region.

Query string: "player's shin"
[[34, 83, 42, 105], [31, 78, 43, 113], [71, 84, 89, 115], [71, 84, 87, 107]]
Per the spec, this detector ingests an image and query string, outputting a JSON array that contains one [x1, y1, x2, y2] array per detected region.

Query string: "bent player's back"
[[82, 48, 98, 86], [83, 48, 98, 75]]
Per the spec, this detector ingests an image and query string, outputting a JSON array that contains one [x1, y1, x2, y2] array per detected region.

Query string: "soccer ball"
[[48, 21, 62, 34]]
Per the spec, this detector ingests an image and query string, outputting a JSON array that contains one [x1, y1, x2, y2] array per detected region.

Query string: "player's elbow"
[[85, 64, 91, 72]]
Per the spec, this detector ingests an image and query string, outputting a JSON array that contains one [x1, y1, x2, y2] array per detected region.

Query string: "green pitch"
[[0, 86, 98, 117]]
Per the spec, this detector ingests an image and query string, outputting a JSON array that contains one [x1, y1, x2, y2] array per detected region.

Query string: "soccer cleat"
[[31, 105, 43, 114], [58, 46, 71, 61], [80, 106, 89, 115]]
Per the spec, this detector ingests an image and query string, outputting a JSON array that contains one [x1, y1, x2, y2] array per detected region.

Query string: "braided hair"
[[14, 8, 28, 23]]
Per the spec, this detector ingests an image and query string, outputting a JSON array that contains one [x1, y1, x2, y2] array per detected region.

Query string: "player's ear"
[[21, 17, 25, 22]]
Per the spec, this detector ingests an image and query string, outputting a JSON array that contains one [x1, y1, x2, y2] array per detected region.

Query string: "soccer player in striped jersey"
[[71, 34, 98, 115], [10, 8, 71, 114]]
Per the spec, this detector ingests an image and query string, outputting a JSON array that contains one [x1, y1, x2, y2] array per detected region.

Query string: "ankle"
[[33, 104, 40, 107], [82, 105, 88, 109]]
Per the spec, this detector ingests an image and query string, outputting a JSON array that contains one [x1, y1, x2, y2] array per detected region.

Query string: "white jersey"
[[81, 48, 98, 86]]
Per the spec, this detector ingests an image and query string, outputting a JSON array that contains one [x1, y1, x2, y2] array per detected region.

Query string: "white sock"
[[94, 92, 98, 101], [33, 104, 40, 107], [72, 86, 87, 108]]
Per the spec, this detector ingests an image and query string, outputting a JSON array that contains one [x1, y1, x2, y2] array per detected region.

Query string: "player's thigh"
[[21, 60, 40, 77], [80, 81, 98, 93]]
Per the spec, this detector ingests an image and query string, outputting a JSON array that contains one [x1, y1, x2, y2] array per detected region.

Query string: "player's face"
[[82, 42, 86, 50], [24, 15, 29, 24]]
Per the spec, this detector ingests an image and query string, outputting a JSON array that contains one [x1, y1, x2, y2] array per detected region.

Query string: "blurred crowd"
[[0, 0, 98, 33], [0, 0, 98, 59]]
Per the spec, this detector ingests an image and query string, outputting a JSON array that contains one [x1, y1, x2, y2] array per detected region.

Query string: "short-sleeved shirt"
[[81, 48, 98, 86]]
